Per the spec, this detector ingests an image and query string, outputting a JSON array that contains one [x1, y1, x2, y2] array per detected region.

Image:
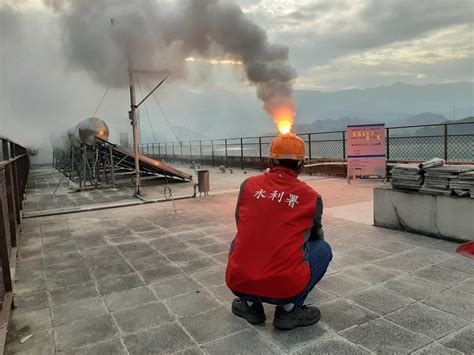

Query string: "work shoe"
[[273, 305, 321, 330], [231, 299, 266, 324]]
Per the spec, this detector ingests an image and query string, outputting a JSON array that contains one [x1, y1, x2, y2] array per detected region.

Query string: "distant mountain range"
[[414, 116, 474, 136], [140, 81, 473, 142], [292, 112, 451, 134], [286, 114, 473, 138], [293, 82, 473, 123]]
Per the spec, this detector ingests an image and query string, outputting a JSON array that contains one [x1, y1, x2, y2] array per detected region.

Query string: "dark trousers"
[[235, 239, 333, 306]]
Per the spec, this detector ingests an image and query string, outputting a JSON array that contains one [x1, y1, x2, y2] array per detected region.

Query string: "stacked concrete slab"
[[391, 163, 474, 197], [450, 171, 474, 198], [391, 164, 422, 191], [420, 166, 474, 196]]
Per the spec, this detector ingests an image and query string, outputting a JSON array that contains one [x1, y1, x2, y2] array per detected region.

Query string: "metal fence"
[[140, 121, 474, 169], [0, 137, 29, 352]]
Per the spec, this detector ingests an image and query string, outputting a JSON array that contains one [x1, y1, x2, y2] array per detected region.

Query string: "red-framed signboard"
[[347, 124, 386, 179]]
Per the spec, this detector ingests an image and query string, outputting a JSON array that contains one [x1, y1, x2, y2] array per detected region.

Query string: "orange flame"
[[277, 120, 291, 134], [272, 106, 295, 134]]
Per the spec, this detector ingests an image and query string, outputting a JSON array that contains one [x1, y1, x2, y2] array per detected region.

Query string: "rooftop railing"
[[0, 137, 29, 353], [140, 121, 474, 169]]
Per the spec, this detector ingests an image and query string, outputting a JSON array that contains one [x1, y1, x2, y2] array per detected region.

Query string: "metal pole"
[[385, 128, 390, 179], [94, 147, 99, 189], [240, 138, 244, 169], [0, 200, 13, 292], [211, 140, 215, 167], [172, 142, 175, 161], [78, 147, 82, 188], [2, 140, 8, 161], [259, 137, 262, 168], [342, 131, 346, 159], [386, 128, 390, 160], [2, 140, 17, 247], [82, 144, 87, 187], [135, 72, 170, 108], [199, 141, 203, 164], [69, 147, 73, 179], [109, 145, 115, 188], [444, 124, 448, 161], [4, 164, 17, 247], [9, 144, 20, 224], [308, 134, 312, 161], [225, 139, 228, 167], [128, 52, 141, 196]]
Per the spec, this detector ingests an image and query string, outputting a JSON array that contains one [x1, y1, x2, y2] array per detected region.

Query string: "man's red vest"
[[226, 167, 318, 299]]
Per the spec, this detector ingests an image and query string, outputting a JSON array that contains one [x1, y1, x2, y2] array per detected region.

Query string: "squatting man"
[[226, 133, 333, 330]]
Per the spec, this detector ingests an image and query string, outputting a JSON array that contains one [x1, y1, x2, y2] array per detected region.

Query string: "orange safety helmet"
[[269, 133, 305, 160]]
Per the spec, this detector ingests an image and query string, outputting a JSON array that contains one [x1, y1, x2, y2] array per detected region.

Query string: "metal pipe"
[[134, 72, 170, 108], [127, 50, 141, 196]]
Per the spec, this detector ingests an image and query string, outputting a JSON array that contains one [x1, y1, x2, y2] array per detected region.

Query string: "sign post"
[[347, 124, 386, 181]]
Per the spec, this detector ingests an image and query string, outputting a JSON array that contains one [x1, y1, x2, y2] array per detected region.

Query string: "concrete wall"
[[374, 187, 474, 242]]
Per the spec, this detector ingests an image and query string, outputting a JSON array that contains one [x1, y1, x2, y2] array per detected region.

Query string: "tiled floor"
[[24, 167, 135, 214], [7, 168, 474, 354], [23, 164, 378, 215]]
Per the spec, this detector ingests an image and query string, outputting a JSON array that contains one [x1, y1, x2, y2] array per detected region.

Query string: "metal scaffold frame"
[[52, 138, 192, 190]]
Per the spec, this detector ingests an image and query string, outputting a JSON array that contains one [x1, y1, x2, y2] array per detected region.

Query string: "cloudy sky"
[[0, 0, 473, 156], [3, 0, 472, 90], [236, 0, 473, 90]]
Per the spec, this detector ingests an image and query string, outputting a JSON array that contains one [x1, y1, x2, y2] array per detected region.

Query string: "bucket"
[[197, 169, 210, 195]]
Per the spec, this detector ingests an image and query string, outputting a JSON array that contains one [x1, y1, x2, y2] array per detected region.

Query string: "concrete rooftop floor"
[[6, 165, 474, 354]]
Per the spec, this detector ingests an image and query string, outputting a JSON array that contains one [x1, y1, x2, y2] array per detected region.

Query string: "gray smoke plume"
[[45, 0, 297, 119]]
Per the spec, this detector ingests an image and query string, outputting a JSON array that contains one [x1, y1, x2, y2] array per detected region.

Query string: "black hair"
[[272, 159, 303, 171]]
